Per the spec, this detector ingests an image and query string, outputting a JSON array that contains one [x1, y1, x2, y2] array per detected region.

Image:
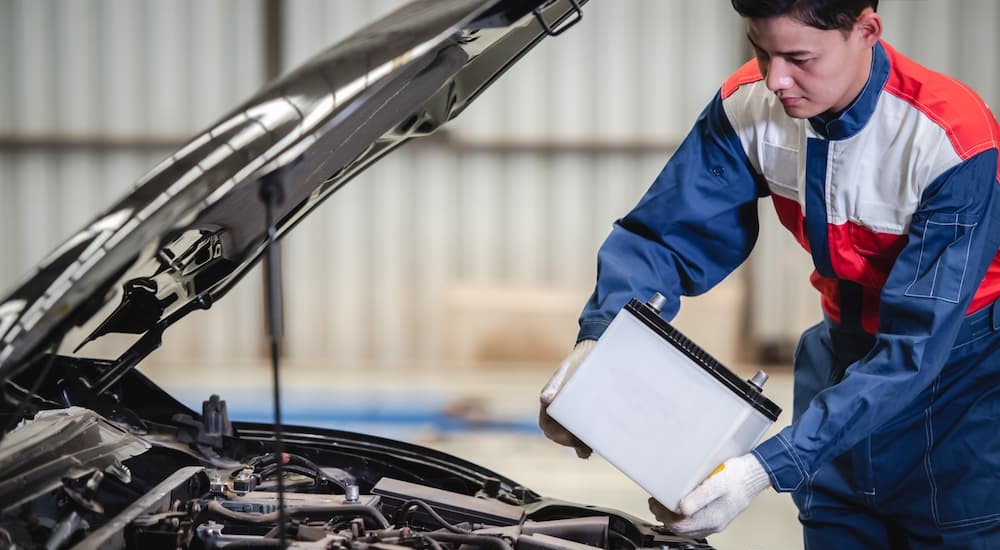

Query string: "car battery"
[[546, 294, 782, 513]]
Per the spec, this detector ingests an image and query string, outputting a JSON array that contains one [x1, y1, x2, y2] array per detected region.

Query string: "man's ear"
[[855, 8, 883, 47]]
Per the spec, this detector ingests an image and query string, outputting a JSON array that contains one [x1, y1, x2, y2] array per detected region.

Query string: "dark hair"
[[730, 0, 878, 33]]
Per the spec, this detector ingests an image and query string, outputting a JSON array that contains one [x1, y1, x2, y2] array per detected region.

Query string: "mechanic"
[[539, 0, 1000, 547]]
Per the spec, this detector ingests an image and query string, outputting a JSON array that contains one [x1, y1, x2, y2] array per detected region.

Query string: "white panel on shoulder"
[[825, 92, 962, 233]]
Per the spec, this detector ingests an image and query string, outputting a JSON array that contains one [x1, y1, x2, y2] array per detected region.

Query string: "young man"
[[540, 0, 1000, 547]]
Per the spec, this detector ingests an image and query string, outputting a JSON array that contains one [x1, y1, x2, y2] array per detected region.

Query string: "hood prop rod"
[[260, 172, 288, 548]]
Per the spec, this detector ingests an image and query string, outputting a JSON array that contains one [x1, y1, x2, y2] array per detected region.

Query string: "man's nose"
[[764, 60, 794, 92]]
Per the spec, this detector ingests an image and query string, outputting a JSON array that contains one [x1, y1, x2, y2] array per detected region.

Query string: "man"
[[539, 0, 1000, 547]]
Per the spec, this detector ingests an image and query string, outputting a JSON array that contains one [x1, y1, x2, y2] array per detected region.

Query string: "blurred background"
[[1, 1, 998, 548]]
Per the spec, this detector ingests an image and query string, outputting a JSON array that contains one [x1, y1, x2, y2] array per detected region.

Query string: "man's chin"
[[781, 102, 821, 119]]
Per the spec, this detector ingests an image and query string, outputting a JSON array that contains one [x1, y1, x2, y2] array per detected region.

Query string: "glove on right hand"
[[538, 339, 596, 458], [649, 453, 771, 538]]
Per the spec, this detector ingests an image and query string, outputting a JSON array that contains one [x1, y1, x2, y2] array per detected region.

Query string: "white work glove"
[[538, 339, 596, 458], [648, 453, 771, 539]]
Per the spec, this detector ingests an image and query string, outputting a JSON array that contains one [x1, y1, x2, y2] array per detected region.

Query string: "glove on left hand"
[[538, 340, 596, 458], [648, 453, 771, 539]]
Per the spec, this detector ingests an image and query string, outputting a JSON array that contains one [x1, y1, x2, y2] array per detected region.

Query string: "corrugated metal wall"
[[277, 0, 747, 368], [1, 1, 998, 369]]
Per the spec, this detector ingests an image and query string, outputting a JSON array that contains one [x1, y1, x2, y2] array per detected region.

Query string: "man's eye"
[[789, 58, 810, 65]]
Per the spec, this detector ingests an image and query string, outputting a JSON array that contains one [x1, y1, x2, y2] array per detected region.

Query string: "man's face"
[[746, 14, 875, 119]]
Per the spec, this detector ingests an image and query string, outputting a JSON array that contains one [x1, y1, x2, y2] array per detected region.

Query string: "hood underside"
[[0, 0, 586, 388]]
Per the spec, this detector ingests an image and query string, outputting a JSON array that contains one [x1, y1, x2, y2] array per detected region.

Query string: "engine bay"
[[0, 395, 712, 550], [1, 455, 709, 550]]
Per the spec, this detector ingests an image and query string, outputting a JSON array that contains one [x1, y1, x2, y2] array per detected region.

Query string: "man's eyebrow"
[[746, 34, 813, 57]]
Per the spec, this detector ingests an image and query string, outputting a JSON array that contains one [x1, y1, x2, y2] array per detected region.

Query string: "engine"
[[1, 447, 711, 550]]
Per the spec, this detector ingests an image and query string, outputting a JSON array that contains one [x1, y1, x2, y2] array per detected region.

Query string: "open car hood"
[[0, 3, 725, 547], [0, 0, 586, 386]]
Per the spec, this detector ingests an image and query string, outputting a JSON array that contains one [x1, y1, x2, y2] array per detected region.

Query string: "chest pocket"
[[762, 141, 800, 198]]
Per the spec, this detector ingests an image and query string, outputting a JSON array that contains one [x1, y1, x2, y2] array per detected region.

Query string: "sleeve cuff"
[[744, 454, 773, 494], [577, 320, 610, 342], [752, 432, 808, 493]]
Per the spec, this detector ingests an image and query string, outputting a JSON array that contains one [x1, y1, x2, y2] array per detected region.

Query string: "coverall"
[[578, 41, 1000, 547]]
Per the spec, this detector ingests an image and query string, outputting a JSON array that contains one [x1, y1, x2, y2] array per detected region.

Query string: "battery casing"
[[546, 299, 781, 512]]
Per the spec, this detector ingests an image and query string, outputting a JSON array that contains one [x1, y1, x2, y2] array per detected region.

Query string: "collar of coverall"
[[807, 40, 890, 141]]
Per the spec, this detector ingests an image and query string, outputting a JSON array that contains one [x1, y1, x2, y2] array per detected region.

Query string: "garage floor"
[[150, 359, 802, 550]]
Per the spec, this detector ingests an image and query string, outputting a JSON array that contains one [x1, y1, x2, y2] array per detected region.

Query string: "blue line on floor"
[[167, 386, 542, 436]]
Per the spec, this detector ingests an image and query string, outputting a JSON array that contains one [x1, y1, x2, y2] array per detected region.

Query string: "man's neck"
[[822, 46, 875, 121]]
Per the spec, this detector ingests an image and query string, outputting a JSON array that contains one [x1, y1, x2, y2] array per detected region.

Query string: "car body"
[[0, 1, 714, 549]]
